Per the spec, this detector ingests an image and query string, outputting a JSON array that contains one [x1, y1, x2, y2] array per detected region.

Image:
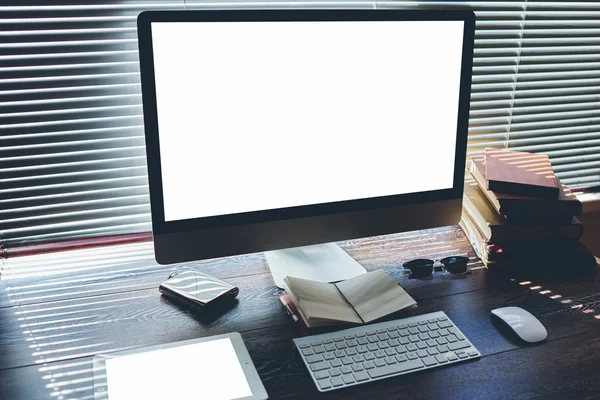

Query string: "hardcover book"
[[484, 149, 559, 198], [470, 157, 581, 218], [462, 181, 583, 243]]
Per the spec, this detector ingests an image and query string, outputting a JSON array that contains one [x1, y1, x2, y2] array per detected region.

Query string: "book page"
[[283, 276, 362, 324], [335, 269, 416, 323]]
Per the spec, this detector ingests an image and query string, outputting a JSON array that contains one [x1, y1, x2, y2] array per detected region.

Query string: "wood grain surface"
[[1, 226, 599, 399]]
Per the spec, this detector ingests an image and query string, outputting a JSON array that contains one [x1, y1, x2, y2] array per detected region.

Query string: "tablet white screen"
[[105, 338, 253, 400]]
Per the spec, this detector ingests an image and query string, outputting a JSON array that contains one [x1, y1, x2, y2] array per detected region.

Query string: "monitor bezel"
[[138, 9, 475, 262]]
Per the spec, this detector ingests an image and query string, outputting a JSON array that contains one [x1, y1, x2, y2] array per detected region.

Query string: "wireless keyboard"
[[294, 311, 480, 392]]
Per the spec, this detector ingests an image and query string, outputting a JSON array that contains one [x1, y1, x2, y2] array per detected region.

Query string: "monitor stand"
[[265, 242, 367, 289]]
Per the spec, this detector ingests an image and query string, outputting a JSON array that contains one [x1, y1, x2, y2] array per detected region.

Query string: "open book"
[[281, 269, 416, 328]]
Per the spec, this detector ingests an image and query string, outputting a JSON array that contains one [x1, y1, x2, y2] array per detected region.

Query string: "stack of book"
[[460, 148, 596, 270]]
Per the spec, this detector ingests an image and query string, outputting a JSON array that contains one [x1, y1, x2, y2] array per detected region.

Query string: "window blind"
[[1, 1, 599, 246]]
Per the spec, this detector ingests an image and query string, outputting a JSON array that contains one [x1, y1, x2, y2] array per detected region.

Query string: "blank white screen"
[[105, 338, 253, 400], [151, 20, 464, 222]]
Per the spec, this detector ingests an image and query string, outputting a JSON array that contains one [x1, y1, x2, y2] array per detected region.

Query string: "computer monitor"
[[138, 9, 475, 288]]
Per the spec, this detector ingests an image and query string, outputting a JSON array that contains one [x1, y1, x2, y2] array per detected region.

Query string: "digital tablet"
[[93, 333, 268, 400]]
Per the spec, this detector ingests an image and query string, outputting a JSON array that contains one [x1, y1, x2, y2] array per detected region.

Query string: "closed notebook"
[[484, 149, 559, 199], [462, 181, 583, 243], [470, 157, 581, 218], [281, 269, 416, 328]]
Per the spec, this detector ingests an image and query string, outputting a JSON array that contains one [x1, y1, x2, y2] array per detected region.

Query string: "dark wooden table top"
[[1, 225, 600, 400]]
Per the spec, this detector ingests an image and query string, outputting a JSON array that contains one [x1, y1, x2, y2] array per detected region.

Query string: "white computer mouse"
[[491, 306, 547, 343]]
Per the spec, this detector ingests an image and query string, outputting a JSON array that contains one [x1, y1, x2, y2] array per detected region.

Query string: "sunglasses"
[[402, 256, 470, 279]]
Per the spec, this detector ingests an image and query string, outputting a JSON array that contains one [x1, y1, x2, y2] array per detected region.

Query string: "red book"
[[484, 149, 559, 199]]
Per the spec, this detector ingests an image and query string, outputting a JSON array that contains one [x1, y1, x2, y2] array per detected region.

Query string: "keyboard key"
[[428, 323, 439, 330], [315, 370, 329, 380], [340, 366, 353, 374], [378, 333, 390, 341], [399, 329, 409, 337], [437, 345, 449, 353], [396, 345, 407, 354], [355, 333, 366, 338], [357, 337, 369, 345], [406, 352, 418, 360], [385, 348, 396, 356], [455, 332, 466, 341], [448, 341, 471, 351], [438, 316, 449, 321], [447, 353, 458, 362], [428, 331, 440, 339], [408, 322, 418, 327], [367, 344, 379, 352], [418, 325, 429, 333], [456, 351, 468, 359], [345, 348, 357, 356], [299, 343, 311, 349], [323, 353, 335, 361], [385, 356, 397, 365], [374, 350, 386, 358], [352, 364, 364, 372], [354, 370, 370, 382], [311, 341, 322, 346], [398, 324, 408, 330], [468, 350, 479, 357], [439, 320, 453, 328], [334, 350, 345, 358], [417, 342, 428, 350], [388, 339, 400, 347], [346, 339, 358, 347], [406, 343, 418, 352], [318, 378, 332, 390], [364, 353, 376, 361], [395, 354, 408, 363], [341, 357, 353, 365], [409, 336, 420, 343], [378, 342, 389, 349], [334, 337, 345, 342], [436, 337, 448, 345], [306, 355, 324, 363], [311, 361, 330, 372], [418, 333, 429, 341], [356, 345, 368, 354], [366, 330, 377, 336], [329, 368, 341, 377], [418, 320, 429, 325], [324, 344, 336, 352], [330, 359, 342, 368], [416, 350, 428, 358], [399, 337, 410, 345], [368, 336, 379, 344], [426, 339, 437, 347], [322, 339, 333, 344], [342, 374, 355, 384], [374, 359, 386, 367], [389, 331, 400, 339], [344, 335, 355, 340], [438, 328, 450, 336], [352, 355, 365, 363], [427, 348, 439, 356], [363, 361, 375, 369], [447, 335, 458, 343], [368, 359, 424, 379], [377, 329, 388, 334], [422, 356, 438, 367], [435, 354, 448, 363], [427, 318, 437, 323], [387, 327, 398, 332], [302, 348, 314, 356], [314, 346, 325, 354], [330, 376, 344, 387], [336, 342, 347, 350], [408, 327, 419, 335]]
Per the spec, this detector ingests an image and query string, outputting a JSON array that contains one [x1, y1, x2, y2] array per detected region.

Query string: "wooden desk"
[[1, 226, 599, 399]]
